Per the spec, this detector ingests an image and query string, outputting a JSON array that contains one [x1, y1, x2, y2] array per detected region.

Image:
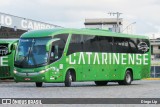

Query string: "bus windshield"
[[15, 37, 51, 68]]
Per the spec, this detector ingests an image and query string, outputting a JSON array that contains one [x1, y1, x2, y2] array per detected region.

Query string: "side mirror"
[[46, 38, 60, 52], [12, 43, 18, 50], [8, 40, 18, 52], [8, 44, 12, 53]]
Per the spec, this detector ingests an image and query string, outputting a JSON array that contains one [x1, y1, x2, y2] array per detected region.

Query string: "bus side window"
[[128, 39, 138, 53], [99, 36, 113, 52], [67, 34, 83, 55], [112, 37, 132, 53]]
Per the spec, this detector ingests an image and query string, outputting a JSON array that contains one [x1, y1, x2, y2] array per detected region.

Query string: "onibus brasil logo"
[[0, 45, 8, 55]]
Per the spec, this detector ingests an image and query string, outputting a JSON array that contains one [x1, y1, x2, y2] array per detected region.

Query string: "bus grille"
[[0, 66, 10, 77]]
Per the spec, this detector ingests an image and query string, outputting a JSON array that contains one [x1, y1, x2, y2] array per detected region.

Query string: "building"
[[150, 39, 160, 63], [85, 18, 159, 77], [0, 12, 61, 38], [84, 18, 135, 34], [150, 38, 160, 78]]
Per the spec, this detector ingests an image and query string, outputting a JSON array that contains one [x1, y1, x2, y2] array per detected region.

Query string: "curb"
[[143, 78, 160, 80]]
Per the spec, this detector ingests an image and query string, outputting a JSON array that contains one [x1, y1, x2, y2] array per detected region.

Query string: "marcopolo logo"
[[137, 42, 149, 52], [0, 45, 8, 55]]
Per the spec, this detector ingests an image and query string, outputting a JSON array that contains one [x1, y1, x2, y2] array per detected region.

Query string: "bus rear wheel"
[[118, 70, 132, 85], [36, 82, 43, 87], [65, 71, 72, 87], [95, 81, 108, 86]]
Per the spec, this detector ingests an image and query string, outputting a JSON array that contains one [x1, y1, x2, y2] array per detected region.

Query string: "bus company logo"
[[0, 46, 8, 55], [137, 42, 149, 52]]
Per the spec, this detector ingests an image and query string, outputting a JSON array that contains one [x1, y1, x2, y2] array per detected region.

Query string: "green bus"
[[0, 39, 18, 79], [13, 28, 150, 87]]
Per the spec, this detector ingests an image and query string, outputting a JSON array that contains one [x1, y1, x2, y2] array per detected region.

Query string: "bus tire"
[[65, 71, 72, 87], [118, 70, 132, 85], [95, 81, 108, 86], [36, 82, 43, 87]]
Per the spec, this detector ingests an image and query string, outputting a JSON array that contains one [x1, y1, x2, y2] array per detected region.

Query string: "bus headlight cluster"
[[39, 67, 57, 74], [13, 70, 17, 74], [39, 70, 46, 74]]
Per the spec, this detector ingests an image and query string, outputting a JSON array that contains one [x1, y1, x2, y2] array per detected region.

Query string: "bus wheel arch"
[[126, 68, 133, 81], [64, 68, 76, 87], [68, 68, 76, 82], [118, 68, 133, 85]]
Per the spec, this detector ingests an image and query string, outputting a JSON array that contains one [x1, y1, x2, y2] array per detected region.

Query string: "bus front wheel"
[[65, 71, 72, 87], [95, 81, 108, 86], [35, 82, 43, 87], [118, 70, 132, 85]]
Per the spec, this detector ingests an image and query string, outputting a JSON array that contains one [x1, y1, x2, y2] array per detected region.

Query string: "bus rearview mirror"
[[46, 38, 60, 52]]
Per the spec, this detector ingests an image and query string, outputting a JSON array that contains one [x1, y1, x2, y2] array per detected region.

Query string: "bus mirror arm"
[[8, 43, 12, 53], [46, 44, 51, 52], [8, 40, 18, 52], [46, 38, 60, 52], [12, 44, 17, 50]]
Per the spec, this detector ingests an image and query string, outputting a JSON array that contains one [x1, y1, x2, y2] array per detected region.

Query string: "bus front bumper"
[[13, 72, 46, 82], [13, 70, 64, 82]]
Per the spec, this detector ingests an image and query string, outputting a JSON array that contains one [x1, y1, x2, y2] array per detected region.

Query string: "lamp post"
[[108, 12, 122, 33], [122, 22, 136, 34]]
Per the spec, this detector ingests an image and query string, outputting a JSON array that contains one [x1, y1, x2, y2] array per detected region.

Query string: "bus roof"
[[0, 39, 18, 44], [20, 28, 149, 39]]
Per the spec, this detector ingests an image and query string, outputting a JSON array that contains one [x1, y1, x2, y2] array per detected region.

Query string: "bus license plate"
[[24, 78, 31, 81]]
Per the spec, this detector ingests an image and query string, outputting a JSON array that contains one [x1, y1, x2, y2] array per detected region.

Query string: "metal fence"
[[151, 66, 160, 78]]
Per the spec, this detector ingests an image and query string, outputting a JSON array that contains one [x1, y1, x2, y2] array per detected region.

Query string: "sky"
[[0, 0, 160, 38]]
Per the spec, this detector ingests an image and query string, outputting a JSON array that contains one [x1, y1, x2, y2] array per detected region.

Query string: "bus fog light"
[[39, 70, 46, 74]]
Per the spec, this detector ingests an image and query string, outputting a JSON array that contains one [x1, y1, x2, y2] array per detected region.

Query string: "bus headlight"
[[39, 70, 46, 74], [13, 70, 17, 74]]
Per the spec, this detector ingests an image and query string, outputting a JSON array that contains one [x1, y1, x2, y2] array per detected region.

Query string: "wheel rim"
[[126, 73, 131, 83], [69, 73, 72, 82]]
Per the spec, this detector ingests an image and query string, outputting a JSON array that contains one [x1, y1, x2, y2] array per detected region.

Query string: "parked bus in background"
[[13, 28, 150, 87], [0, 39, 18, 79]]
